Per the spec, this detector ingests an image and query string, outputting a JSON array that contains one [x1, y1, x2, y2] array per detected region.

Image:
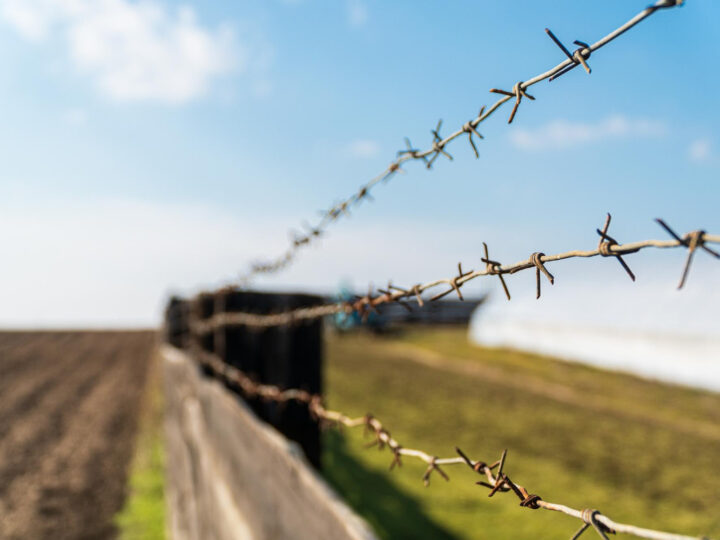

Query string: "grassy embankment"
[[114, 353, 166, 540], [322, 327, 720, 539]]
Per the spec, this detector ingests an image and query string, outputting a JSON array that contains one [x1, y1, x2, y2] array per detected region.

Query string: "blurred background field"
[[322, 327, 720, 539]]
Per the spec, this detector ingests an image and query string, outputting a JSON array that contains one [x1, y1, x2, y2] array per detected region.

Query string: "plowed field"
[[0, 331, 155, 540]]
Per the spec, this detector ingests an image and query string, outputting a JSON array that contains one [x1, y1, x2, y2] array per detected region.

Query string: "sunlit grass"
[[115, 355, 166, 540], [322, 327, 720, 539]]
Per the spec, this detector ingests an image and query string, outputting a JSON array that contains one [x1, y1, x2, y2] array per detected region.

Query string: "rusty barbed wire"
[[189, 346, 711, 540], [237, 0, 684, 286], [191, 215, 720, 333]]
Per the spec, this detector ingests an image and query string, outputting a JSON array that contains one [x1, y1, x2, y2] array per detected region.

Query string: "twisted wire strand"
[[193, 217, 720, 333], [239, 0, 684, 285], [190, 347, 711, 540]]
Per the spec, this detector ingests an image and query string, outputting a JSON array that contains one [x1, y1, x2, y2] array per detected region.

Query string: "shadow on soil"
[[322, 430, 458, 540]]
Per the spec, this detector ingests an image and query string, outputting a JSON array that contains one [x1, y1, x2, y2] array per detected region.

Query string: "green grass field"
[[322, 327, 720, 539], [115, 354, 166, 540]]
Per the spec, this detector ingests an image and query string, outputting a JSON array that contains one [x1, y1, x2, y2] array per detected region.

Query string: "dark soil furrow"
[[0, 331, 155, 540]]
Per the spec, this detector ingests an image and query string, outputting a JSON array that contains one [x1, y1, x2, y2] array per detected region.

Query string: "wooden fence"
[[163, 292, 376, 539], [163, 345, 377, 540]]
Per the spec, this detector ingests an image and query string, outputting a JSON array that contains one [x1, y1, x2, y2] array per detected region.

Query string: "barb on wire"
[[597, 213, 637, 281], [510, 251, 554, 299], [655, 218, 720, 289], [489, 83, 536, 124], [188, 346, 710, 540], [481, 242, 511, 301], [427, 119, 454, 169], [463, 107, 485, 158], [398, 137, 429, 166], [430, 263, 473, 302], [237, 0, 683, 285], [192, 217, 720, 333], [545, 28, 592, 81]]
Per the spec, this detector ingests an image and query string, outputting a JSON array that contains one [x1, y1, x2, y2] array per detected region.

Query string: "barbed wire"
[[189, 346, 711, 540], [191, 215, 720, 333], [237, 0, 684, 286]]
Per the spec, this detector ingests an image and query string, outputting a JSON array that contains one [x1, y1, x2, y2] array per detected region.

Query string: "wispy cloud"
[[688, 138, 712, 163], [510, 115, 666, 151], [0, 198, 273, 326], [0, 196, 494, 326], [345, 139, 380, 158], [0, 0, 242, 104], [346, 0, 368, 27]]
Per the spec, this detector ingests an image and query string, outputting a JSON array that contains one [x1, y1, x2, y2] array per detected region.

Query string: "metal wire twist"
[[192, 216, 719, 333], [238, 0, 684, 285]]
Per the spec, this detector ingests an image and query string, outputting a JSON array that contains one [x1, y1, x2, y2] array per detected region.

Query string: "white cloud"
[[0, 0, 60, 41], [345, 139, 380, 158], [0, 198, 266, 327], [510, 115, 666, 151], [688, 138, 711, 163], [346, 0, 367, 27], [0, 196, 496, 327], [0, 0, 240, 103]]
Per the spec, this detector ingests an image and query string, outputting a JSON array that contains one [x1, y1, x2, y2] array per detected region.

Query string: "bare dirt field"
[[0, 331, 156, 540]]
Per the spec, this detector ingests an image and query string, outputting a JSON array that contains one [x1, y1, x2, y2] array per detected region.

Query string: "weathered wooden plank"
[[163, 345, 377, 540]]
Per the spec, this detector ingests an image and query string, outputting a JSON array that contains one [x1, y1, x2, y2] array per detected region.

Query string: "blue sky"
[[0, 0, 718, 327]]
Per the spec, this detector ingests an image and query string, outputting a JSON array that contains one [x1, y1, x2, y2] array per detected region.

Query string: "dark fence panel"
[[164, 296, 190, 348], [164, 290, 324, 469]]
